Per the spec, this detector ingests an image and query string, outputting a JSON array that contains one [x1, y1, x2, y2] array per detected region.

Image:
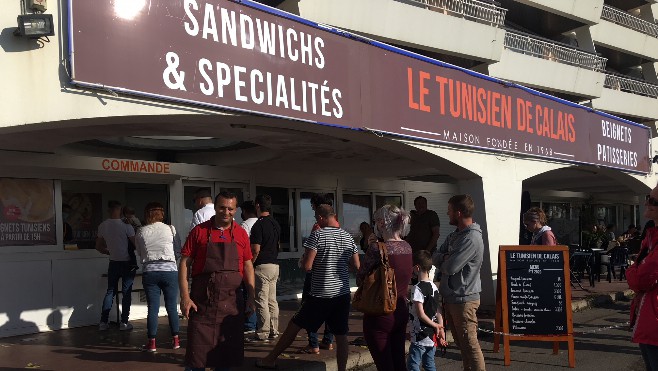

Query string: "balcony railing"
[[604, 73, 658, 98], [405, 0, 507, 28], [504, 30, 607, 72], [601, 5, 658, 39]]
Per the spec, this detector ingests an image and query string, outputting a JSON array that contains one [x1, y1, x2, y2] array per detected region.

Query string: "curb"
[[571, 289, 634, 312], [300, 345, 374, 371]]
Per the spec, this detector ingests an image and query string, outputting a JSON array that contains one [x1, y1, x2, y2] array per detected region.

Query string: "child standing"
[[408, 250, 447, 371]]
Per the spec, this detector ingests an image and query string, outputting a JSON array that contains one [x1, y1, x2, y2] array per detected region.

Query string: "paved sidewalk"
[[0, 279, 633, 371]]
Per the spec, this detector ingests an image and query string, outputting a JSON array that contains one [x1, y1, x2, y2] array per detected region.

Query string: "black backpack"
[[416, 281, 440, 340]]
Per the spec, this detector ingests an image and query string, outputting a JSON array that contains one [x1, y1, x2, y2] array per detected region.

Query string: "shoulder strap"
[[378, 242, 389, 266], [417, 281, 433, 296], [417, 281, 439, 318]]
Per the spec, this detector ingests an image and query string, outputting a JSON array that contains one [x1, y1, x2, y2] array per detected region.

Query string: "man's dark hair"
[[215, 191, 237, 204], [310, 193, 333, 208], [241, 200, 257, 216], [122, 206, 136, 216], [255, 194, 273, 212], [315, 204, 336, 219], [195, 188, 212, 200], [448, 194, 475, 218], [413, 250, 433, 272], [107, 200, 122, 210], [414, 196, 427, 204], [62, 204, 72, 213]]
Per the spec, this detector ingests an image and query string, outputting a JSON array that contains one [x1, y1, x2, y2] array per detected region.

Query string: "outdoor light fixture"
[[14, 14, 55, 38]]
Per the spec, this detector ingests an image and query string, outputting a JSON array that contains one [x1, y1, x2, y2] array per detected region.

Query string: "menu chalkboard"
[[494, 245, 575, 368], [506, 250, 567, 335]]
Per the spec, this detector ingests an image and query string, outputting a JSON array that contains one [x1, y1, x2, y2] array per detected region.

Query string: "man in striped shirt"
[[256, 204, 360, 371]]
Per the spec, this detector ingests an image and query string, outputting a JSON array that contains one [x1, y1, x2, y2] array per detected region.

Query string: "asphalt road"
[[354, 299, 646, 371]]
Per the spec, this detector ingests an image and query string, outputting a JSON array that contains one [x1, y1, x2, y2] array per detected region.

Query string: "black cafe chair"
[[568, 247, 594, 289], [606, 247, 629, 282], [597, 242, 616, 282]]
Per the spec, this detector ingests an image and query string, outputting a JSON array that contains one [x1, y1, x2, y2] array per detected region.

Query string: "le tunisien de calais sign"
[[69, 0, 650, 174]]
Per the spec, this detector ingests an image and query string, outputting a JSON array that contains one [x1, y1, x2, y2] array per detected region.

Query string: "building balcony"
[[505, 0, 604, 25], [601, 4, 658, 38], [405, 0, 507, 27], [604, 73, 658, 98], [590, 73, 658, 120], [278, 0, 506, 62], [488, 30, 606, 98], [590, 5, 658, 60]]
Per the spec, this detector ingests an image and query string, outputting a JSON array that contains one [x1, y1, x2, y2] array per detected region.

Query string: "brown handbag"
[[352, 242, 397, 316]]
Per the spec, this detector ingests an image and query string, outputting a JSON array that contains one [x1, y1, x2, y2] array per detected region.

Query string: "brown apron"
[[185, 225, 245, 368]]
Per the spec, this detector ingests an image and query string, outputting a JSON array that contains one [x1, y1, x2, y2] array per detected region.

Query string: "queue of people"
[[91, 188, 658, 371], [91, 192, 486, 371]]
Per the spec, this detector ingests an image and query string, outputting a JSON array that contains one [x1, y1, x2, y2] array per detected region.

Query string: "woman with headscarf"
[[357, 205, 413, 371], [523, 207, 557, 246], [626, 189, 658, 370], [135, 202, 182, 352]]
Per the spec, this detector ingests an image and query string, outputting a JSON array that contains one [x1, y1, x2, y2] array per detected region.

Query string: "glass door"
[[256, 186, 293, 253], [342, 193, 372, 253], [375, 194, 403, 210], [182, 181, 216, 242], [295, 190, 336, 255]]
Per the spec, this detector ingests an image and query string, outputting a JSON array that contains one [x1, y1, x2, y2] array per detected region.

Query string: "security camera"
[[30, 0, 47, 12]]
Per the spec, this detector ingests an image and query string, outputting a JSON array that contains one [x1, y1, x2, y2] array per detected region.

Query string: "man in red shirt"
[[179, 191, 256, 371]]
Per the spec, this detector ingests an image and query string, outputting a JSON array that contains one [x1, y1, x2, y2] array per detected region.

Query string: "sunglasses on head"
[[646, 195, 658, 206]]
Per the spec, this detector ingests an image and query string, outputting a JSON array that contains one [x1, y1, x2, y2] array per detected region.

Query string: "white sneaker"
[[98, 322, 110, 331], [119, 322, 133, 331]]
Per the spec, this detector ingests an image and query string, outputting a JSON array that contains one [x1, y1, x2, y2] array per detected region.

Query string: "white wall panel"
[[51, 257, 109, 328], [0, 260, 52, 336]]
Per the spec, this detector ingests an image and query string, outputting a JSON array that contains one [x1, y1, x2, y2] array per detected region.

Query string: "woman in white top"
[[135, 202, 182, 352]]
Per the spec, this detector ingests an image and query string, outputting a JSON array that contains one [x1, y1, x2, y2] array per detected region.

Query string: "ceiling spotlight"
[[14, 14, 55, 38]]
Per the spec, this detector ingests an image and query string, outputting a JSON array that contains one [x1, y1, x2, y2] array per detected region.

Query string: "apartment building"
[[270, 0, 658, 261], [0, 0, 656, 337]]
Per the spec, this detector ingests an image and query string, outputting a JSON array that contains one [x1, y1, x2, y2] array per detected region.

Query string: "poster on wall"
[[62, 192, 103, 249], [0, 178, 56, 246]]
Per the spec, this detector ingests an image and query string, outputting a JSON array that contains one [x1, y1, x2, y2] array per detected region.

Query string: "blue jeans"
[[407, 342, 436, 371], [640, 343, 658, 371], [242, 282, 256, 331], [245, 311, 257, 331], [143, 270, 180, 338], [302, 272, 333, 347], [101, 261, 135, 324]]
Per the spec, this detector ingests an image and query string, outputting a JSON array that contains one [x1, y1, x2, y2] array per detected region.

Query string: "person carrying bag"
[[356, 205, 413, 371], [352, 242, 397, 315]]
